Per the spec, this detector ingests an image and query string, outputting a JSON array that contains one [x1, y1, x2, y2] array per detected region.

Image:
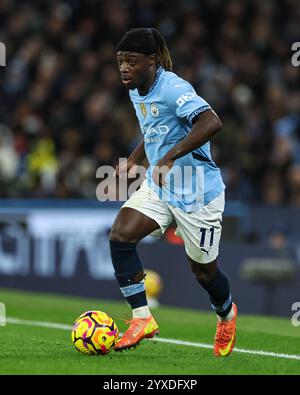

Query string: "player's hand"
[[152, 157, 174, 187]]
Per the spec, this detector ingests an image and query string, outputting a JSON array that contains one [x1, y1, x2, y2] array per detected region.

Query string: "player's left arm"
[[153, 109, 222, 186], [163, 109, 222, 161]]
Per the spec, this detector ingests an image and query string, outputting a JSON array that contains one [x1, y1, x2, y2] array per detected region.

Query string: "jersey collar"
[[140, 66, 164, 97]]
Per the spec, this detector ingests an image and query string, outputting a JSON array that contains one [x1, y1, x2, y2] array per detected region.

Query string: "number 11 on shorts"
[[199, 227, 215, 248]]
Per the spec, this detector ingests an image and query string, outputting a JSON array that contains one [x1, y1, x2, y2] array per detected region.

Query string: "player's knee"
[[109, 223, 138, 243], [109, 226, 124, 242], [109, 226, 127, 242]]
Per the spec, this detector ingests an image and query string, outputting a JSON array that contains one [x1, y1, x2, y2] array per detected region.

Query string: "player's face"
[[117, 51, 155, 90]]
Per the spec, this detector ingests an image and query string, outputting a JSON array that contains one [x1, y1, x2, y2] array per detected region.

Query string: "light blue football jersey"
[[129, 66, 225, 212]]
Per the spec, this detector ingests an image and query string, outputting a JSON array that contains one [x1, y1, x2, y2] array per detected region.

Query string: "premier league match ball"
[[72, 310, 119, 355]]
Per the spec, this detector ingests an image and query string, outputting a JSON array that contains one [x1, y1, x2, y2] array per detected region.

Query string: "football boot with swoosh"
[[114, 315, 159, 351], [214, 303, 238, 357]]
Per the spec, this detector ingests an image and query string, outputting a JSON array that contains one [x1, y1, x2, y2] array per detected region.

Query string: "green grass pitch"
[[0, 288, 299, 375]]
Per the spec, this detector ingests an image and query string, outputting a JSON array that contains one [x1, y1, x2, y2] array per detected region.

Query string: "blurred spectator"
[[268, 222, 293, 258], [0, 0, 299, 203], [287, 164, 300, 206]]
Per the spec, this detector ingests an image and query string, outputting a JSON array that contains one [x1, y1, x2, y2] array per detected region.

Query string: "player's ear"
[[148, 54, 156, 66]]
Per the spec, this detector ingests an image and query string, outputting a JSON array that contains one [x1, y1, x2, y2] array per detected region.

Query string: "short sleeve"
[[165, 79, 211, 123]]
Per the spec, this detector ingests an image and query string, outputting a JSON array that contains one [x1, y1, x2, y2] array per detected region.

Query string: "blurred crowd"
[[0, 0, 299, 205]]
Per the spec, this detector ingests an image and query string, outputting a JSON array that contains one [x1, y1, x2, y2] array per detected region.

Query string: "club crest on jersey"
[[150, 103, 159, 117], [140, 103, 147, 118]]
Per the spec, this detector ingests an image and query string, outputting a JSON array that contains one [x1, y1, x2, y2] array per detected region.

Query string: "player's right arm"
[[114, 139, 146, 178], [128, 139, 146, 166]]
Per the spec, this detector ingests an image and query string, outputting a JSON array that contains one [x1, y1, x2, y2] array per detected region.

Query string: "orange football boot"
[[114, 315, 159, 351], [214, 303, 238, 357]]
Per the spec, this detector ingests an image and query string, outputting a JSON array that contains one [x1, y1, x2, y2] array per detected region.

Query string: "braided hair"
[[150, 28, 172, 71], [117, 27, 173, 71]]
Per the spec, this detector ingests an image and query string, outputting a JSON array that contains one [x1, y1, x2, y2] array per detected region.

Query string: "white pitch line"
[[152, 337, 300, 361], [7, 317, 71, 330], [6, 317, 300, 361]]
